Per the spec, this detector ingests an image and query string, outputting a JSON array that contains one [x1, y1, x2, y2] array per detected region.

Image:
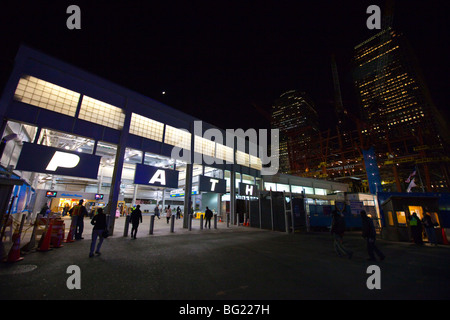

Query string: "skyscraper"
[[353, 27, 450, 192], [271, 90, 319, 174], [353, 27, 447, 142]]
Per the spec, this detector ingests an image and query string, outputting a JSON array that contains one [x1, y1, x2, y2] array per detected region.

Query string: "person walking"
[[422, 211, 438, 246], [361, 210, 385, 261], [166, 205, 172, 224], [89, 208, 107, 257], [154, 204, 161, 219], [408, 212, 423, 245], [176, 206, 181, 219], [130, 204, 143, 239], [330, 210, 353, 259], [204, 207, 213, 229]]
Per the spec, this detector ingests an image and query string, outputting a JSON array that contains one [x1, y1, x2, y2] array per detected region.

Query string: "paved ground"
[[1, 215, 450, 302]]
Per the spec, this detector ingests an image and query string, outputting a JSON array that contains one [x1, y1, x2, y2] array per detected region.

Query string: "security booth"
[[380, 195, 443, 243]]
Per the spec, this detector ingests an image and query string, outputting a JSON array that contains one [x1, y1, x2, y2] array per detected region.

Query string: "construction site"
[[272, 2, 450, 194]]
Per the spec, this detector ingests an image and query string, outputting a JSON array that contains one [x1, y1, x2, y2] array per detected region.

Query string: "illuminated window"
[[129, 113, 164, 142], [249, 155, 262, 170], [387, 211, 394, 226], [78, 96, 125, 130], [194, 135, 215, 157], [14, 75, 80, 117], [235, 150, 250, 167], [216, 143, 234, 163], [164, 125, 191, 150], [396, 211, 407, 225]]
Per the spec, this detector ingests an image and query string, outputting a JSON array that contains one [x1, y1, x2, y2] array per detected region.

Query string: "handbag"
[[102, 228, 109, 238]]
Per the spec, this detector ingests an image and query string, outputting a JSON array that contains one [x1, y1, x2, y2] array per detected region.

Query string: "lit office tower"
[[353, 27, 447, 142], [271, 90, 319, 174], [353, 28, 450, 192]]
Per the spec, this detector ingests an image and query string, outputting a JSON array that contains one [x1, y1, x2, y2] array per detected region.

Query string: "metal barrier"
[[170, 215, 175, 233], [188, 214, 193, 231], [149, 215, 155, 235], [123, 215, 130, 237]]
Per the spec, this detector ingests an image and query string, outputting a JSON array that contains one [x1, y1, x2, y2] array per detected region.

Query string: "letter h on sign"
[[239, 182, 258, 196]]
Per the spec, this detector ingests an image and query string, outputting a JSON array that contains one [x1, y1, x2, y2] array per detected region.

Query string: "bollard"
[[170, 215, 175, 233], [236, 213, 240, 226], [214, 214, 217, 229], [149, 215, 155, 235], [123, 215, 130, 237], [188, 214, 193, 231], [227, 213, 230, 228], [200, 215, 203, 230]]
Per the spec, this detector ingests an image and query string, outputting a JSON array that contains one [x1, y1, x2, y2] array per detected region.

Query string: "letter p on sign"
[[46, 151, 80, 171]]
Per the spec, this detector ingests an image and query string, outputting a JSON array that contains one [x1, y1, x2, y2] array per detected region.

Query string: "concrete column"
[[131, 184, 138, 207], [230, 170, 236, 225], [106, 107, 131, 236], [183, 163, 193, 228]]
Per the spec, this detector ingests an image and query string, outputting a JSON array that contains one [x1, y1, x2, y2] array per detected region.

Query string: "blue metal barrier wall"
[[309, 204, 362, 229]]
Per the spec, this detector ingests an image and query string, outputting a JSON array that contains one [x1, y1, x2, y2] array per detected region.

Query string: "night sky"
[[0, 0, 448, 131]]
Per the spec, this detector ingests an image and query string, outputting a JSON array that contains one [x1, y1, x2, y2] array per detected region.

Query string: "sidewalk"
[[1, 223, 450, 300]]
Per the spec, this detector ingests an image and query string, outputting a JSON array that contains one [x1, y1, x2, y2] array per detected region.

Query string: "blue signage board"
[[134, 163, 179, 188], [15, 142, 101, 179], [198, 175, 226, 193]]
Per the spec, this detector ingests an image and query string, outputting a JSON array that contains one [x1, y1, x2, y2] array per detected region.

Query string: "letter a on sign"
[[149, 169, 166, 185], [66, 5, 81, 29], [366, 5, 381, 30], [66, 265, 81, 290], [366, 265, 381, 290]]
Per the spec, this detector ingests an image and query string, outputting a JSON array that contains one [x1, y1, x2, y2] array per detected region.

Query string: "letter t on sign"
[[209, 179, 219, 192]]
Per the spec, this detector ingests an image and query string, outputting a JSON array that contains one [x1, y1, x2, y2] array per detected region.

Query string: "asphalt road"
[[1, 219, 450, 303]]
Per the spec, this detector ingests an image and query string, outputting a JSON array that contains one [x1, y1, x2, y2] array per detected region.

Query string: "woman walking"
[[166, 205, 172, 224], [89, 208, 107, 257]]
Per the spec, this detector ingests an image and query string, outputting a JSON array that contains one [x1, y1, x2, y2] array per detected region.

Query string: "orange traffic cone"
[[37, 221, 53, 252], [441, 228, 449, 245], [3, 231, 24, 263], [64, 218, 75, 243], [52, 223, 64, 248]]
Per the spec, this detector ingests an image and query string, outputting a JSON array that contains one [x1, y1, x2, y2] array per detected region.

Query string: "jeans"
[[90, 229, 104, 254], [75, 217, 84, 239], [131, 223, 139, 238], [332, 233, 352, 257], [425, 227, 437, 245], [366, 237, 385, 260]]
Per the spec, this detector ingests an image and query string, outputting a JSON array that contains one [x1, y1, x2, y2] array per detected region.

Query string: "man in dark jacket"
[[422, 211, 438, 246], [331, 210, 352, 258], [70, 199, 88, 240], [361, 210, 385, 261], [204, 207, 213, 229], [130, 205, 143, 239]]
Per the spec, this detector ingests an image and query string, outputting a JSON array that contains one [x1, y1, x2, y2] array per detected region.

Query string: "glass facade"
[[14, 76, 80, 117], [79, 96, 125, 130], [129, 113, 164, 142]]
